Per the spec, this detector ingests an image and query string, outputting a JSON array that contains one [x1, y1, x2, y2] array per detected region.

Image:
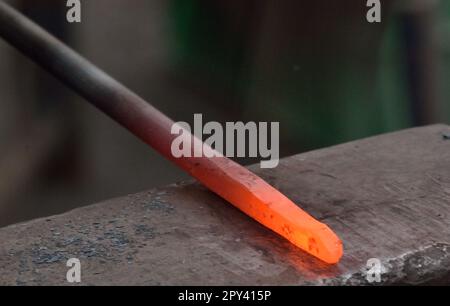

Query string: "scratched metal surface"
[[1, 124, 449, 285]]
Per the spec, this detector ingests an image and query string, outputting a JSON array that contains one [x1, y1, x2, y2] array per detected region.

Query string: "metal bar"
[[0, 1, 342, 263]]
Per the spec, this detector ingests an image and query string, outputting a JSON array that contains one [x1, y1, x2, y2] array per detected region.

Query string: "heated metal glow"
[[0, 1, 343, 264], [171, 135, 343, 264]]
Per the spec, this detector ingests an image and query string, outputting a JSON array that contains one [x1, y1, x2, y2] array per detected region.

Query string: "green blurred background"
[[169, 0, 447, 150]]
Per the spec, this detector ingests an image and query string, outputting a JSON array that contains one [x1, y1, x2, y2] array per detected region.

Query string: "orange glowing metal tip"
[[177, 137, 343, 264], [0, 1, 343, 264]]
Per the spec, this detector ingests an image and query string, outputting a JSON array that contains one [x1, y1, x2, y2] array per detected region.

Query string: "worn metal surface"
[[1, 125, 450, 285]]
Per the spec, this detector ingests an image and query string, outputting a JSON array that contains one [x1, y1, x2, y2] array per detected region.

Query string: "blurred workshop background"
[[0, 0, 448, 227]]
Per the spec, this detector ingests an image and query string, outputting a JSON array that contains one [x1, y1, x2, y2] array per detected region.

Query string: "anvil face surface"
[[1, 125, 450, 285]]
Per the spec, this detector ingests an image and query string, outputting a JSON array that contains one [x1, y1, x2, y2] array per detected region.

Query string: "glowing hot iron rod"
[[0, 1, 343, 264]]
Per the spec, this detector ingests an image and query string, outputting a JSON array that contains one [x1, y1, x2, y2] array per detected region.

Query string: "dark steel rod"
[[0, 1, 343, 263], [0, 1, 175, 159]]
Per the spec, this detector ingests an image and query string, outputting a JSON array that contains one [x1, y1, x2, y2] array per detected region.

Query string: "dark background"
[[0, 0, 448, 227]]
